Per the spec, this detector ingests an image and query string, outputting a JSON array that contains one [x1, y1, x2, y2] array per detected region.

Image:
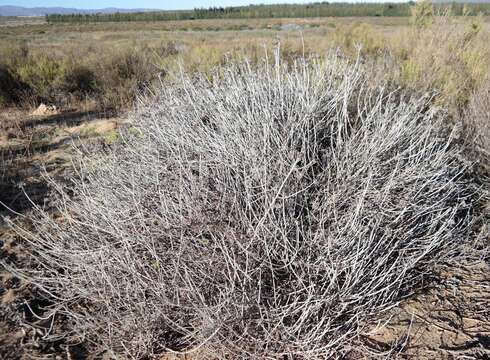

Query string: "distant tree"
[[44, 2, 489, 24]]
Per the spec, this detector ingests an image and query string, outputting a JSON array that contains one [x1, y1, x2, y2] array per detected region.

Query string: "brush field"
[[1, 7, 489, 359]]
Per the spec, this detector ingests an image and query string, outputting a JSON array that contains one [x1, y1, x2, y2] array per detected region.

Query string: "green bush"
[[0, 39, 159, 110], [17, 55, 62, 102], [95, 49, 154, 109]]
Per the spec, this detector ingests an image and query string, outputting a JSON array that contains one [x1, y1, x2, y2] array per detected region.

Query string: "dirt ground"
[[357, 262, 490, 359], [0, 108, 121, 358], [1, 108, 489, 359]]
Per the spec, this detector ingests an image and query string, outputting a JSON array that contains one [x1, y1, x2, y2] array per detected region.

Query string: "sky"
[[0, 0, 408, 11]]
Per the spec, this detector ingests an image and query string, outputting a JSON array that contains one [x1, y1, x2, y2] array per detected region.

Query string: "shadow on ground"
[[0, 108, 120, 360]]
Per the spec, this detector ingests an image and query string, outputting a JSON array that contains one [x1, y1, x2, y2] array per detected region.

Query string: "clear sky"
[[0, 0, 407, 11]]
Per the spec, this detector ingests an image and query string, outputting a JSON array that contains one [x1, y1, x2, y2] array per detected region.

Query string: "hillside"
[[0, 5, 156, 17]]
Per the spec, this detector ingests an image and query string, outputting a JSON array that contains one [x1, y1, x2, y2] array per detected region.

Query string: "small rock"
[[31, 103, 59, 117]]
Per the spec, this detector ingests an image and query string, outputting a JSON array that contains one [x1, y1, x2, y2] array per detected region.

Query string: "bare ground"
[[1, 108, 121, 359], [359, 262, 490, 359]]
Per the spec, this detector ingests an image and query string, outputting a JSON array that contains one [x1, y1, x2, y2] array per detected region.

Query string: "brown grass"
[[1, 14, 489, 117]]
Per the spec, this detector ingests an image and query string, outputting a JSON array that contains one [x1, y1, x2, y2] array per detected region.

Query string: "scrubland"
[[0, 5, 489, 360], [1, 14, 490, 115]]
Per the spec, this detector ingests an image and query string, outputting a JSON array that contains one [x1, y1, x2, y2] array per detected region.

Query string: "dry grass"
[[1, 14, 490, 115], [0, 17, 490, 113], [463, 79, 490, 162]]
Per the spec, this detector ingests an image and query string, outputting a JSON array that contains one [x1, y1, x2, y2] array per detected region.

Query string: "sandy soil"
[[358, 262, 490, 358]]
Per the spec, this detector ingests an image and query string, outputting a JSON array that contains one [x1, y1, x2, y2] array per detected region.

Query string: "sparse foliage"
[[463, 80, 490, 162], [7, 55, 484, 358]]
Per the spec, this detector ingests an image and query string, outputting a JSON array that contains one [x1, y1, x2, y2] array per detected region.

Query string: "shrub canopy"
[[10, 56, 484, 358]]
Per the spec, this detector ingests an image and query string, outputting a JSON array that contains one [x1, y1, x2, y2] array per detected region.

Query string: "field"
[[1, 16, 416, 110], [2, 13, 490, 112], [1, 5, 489, 359]]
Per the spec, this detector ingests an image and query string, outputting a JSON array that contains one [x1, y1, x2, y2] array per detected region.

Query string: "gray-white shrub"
[[8, 55, 482, 359]]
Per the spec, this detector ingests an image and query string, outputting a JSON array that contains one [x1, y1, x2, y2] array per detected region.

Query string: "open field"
[[44, 2, 490, 22], [0, 16, 45, 27], [2, 14, 490, 112], [0, 16, 413, 112], [1, 6, 489, 359]]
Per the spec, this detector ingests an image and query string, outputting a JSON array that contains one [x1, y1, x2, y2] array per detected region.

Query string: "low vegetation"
[[9, 53, 487, 358], [2, 4, 490, 116], [0, 3, 489, 358], [0, 41, 154, 110]]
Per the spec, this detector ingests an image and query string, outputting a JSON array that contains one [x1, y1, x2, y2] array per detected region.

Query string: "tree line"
[[45, 2, 490, 23]]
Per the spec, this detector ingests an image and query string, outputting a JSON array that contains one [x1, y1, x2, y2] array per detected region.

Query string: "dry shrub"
[[7, 55, 484, 358], [94, 49, 155, 109], [390, 15, 490, 112]]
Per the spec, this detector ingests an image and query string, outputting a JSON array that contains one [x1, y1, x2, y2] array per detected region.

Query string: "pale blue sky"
[[0, 0, 407, 11]]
